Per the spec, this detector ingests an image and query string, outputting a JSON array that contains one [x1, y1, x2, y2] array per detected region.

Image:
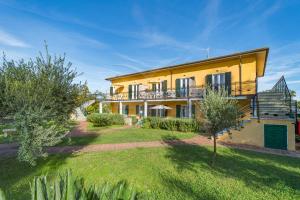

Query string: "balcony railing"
[[104, 81, 256, 101]]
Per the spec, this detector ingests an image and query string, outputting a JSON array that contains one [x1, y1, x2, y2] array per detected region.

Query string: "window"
[[136, 105, 144, 117], [129, 84, 140, 99], [176, 105, 189, 118], [212, 73, 225, 91], [175, 77, 195, 97], [122, 105, 129, 115], [206, 72, 231, 95]]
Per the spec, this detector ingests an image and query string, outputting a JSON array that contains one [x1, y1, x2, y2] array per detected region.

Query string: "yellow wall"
[[110, 55, 257, 96], [109, 101, 192, 118], [218, 119, 296, 151]]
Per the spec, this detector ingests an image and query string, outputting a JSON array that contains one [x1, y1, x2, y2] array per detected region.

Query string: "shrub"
[[130, 115, 138, 125], [142, 117, 162, 129], [176, 118, 198, 132], [142, 117, 200, 132], [87, 113, 124, 127], [110, 114, 125, 125], [160, 118, 177, 131]]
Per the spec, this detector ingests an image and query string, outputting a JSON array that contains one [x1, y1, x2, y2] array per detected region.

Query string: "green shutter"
[[192, 104, 195, 118], [152, 83, 156, 92], [205, 75, 212, 89], [128, 85, 132, 100], [151, 107, 156, 116], [136, 105, 139, 115], [110, 86, 114, 96], [162, 80, 167, 96], [176, 105, 181, 118], [175, 79, 180, 97], [225, 72, 231, 95], [137, 85, 140, 99], [125, 105, 129, 115]]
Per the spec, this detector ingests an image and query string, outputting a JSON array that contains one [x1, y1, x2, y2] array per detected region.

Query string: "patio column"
[[188, 99, 192, 118], [144, 101, 148, 117], [119, 102, 123, 115], [99, 102, 103, 114]]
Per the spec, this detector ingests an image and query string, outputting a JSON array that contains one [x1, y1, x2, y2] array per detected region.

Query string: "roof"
[[105, 47, 269, 81]]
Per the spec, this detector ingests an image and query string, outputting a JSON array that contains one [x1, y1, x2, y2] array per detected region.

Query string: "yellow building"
[[99, 47, 297, 151], [100, 47, 269, 119]]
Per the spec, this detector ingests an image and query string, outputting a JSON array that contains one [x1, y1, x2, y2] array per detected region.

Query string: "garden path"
[[0, 121, 299, 158]]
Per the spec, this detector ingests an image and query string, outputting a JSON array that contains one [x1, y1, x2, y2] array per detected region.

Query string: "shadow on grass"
[[0, 122, 100, 200], [162, 138, 300, 199]]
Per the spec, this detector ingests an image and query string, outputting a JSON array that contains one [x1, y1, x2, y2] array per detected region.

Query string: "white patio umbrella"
[[150, 105, 172, 110]]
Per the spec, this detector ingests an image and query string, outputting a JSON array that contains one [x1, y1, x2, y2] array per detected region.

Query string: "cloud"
[[115, 53, 149, 67], [287, 80, 300, 84], [70, 34, 107, 49], [199, 0, 220, 39], [0, 29, 30, 48]]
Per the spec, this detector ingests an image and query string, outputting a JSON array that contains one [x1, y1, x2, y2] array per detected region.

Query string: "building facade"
[[100, 48, 269, 119]]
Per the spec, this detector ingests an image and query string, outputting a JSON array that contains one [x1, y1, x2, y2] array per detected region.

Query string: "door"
[[264, 124, 287, 150]]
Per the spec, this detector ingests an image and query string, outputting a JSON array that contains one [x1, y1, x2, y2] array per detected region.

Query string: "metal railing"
[[105, 81, 256, 101]]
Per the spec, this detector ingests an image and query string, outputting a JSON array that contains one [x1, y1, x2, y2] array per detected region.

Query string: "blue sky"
[[0, 0, 300, 99]]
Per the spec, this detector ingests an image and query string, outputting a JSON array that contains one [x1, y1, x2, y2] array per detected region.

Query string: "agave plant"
[[0, 170, 138, 200], [0, 189, 6, 200]]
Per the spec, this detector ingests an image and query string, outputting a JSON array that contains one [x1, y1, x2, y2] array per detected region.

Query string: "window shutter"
[[128, 85, 132, 100], [162, 80, 167, 96], [152, 83, 156, 92], [151, 107, 156, 116], [175, 79, 180, 97], [176, 105, 181, 118], [136, 105, 139, 115], [192, 104, 196, 118], [137, 85, 140, 99], [125, 105, 129, 115], [225, 72, 231, 95], [205, 75, 212, 89], [110, 86, 114, 96]]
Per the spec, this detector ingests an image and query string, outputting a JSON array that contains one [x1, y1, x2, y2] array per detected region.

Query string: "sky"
[[0, 0, 300, 99]]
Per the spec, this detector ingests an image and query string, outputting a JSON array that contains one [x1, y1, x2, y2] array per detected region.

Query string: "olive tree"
[[0, 46, 82, 165], [199, 87, 239, 166]]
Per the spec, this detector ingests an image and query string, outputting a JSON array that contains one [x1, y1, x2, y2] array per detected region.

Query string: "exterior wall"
[[110, 55, 257, 96], [218, 119, 296, 151], [109, 100, 194, 118], [109, 99, 252, 119]]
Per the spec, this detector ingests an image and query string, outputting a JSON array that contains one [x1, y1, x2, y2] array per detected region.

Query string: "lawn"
[[0, 145, 300, 199], [59, 126, 197, 146]]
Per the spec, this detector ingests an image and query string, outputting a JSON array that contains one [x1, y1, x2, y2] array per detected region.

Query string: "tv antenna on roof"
[[206, 48, 210, 58]]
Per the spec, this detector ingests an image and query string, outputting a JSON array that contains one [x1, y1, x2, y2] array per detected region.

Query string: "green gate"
[[264, 124, 287, 150]]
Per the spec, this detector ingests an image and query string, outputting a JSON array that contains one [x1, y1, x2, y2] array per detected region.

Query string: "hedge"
[[87, 113, 124, 127], [141, 117, 200, 132]]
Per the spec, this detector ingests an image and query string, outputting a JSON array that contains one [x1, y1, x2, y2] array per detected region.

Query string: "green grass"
[[0, 146, 300, 199], [59, 127, 196, 146]]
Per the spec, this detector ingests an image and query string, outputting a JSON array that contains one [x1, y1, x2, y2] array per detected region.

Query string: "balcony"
[[104, 81, 256, 101]]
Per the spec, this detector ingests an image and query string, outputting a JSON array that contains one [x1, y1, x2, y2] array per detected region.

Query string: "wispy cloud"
[[115, 53, 149, 67], [0, 29, 30, 47], [70, 34, 107, 49], [198, 0, 220, 39]]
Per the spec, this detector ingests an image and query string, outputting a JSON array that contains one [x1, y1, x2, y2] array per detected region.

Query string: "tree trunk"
[[211, 132, 217, 166]]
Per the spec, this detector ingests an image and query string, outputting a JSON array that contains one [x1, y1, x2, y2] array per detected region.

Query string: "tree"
[[290, 90, 296, 98], [199, 88, 239, 166], [77, 81, 92, 105], [0, 45, 82, 165]]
